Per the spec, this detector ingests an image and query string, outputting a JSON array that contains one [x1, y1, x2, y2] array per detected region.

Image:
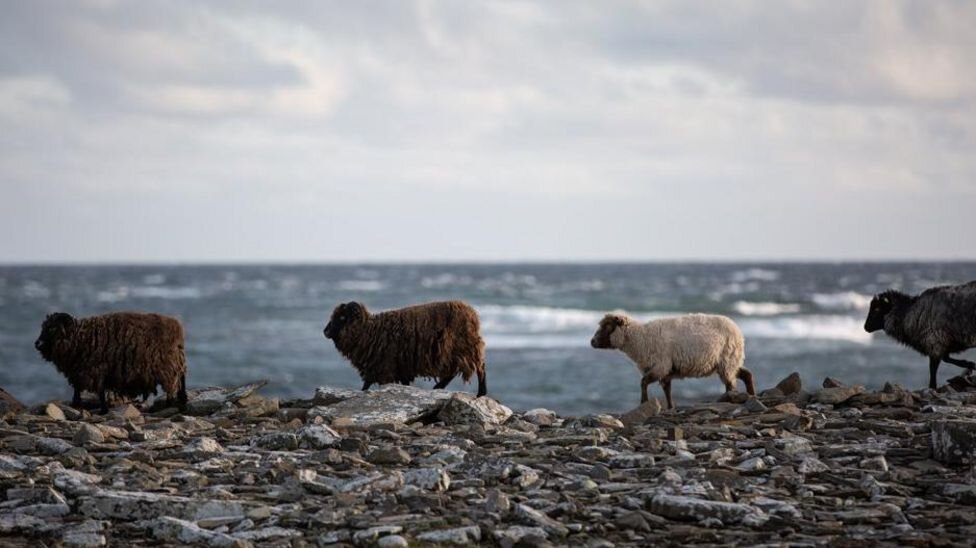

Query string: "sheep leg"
[[661, 377, 674, 410], [929, 356, 941, 389], [433, 374, 455, 390], [943, 356, 976, 371], [178, 374, 188, 410], [71, 388, 81, 408], [476, 368, 487, 397], [98, 390, 109, 415], [737, 368, 756, 395], [640, 372, 657, 404], [361, 380, 373, 391]]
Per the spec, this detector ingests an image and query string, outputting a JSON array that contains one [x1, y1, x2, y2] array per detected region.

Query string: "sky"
[[1, 1, 974, 263]]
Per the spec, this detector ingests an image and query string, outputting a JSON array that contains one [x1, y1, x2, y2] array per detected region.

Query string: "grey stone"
[[814, 385, 865, 405], [308, 384, 454, 428], [313, 385, 360, 405], [151, 516, 240, 547], [494, 526, 548, 548], [416, 526, 482, 544], [648, 494, 769, 525], [44, 402, 66, 421], [404, 467, 451, 492], [36, 436, 74, 455], [184, 436, 225, 457], [79, 488, 249, 521], [514, 503, 568, 537], [523, 408, 557, 426], [775, 372, 802, 395], [253, 432, 299, 450], [931, 420, 976, 464], [297, 424, 342, 449], [74, 423, 106, 445], [376, 535, 409, 548], [368, 446, 412, 465], [437, 393, 513, 426]]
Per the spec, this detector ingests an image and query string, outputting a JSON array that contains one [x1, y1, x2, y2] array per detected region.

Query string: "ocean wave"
[[421, 273, 474, 288], [97, 286, 202, 302], [477, 304, 871, 348], [738, 315, 871, 344], [336, 280, 386, 292], [811, 291, 872, 311], [730, 268, 780, 282], [731, 301, 801, 316]]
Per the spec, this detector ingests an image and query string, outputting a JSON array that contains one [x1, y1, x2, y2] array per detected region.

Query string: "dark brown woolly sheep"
[[323, 301, 487, 396], [35, 312, 188, 413]]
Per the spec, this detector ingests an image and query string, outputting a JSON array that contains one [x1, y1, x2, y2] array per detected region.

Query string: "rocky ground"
[[3, 373, 976, 547]]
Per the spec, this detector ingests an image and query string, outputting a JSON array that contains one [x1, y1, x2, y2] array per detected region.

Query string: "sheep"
[[323, 300, 487, 396], [590, 312, 754, 409], [34, 311, 188, 413], [864, 281, 976, 389]]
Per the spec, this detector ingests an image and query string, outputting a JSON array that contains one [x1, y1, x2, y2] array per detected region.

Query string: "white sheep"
[[590, 313, 753, 409]]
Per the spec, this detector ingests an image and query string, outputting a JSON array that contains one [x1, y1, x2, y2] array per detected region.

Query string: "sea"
[[1, 263, 974, 415]]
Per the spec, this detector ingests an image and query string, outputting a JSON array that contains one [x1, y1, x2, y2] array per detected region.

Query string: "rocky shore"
[[3, 374, 976, 547]]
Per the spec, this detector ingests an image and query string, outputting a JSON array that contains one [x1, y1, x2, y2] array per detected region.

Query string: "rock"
[[36, 436, 74, 455], [0, 387, 25, 416], [416, 526, 482, 544], [152, 516, 240, 547], [648, 494, 768, 526], [580, 414, 625, 429], [523, 408, 557, 426], [110, 404, 142, 419], [494, 526, 549, 548], [309, 384, 454, 428], [775, 372, 802, 395], [313, 385, 360, 405], [368, 447, 412, 465], [438, 393, 513, 426], [814, 385, 865, 405], [183, 437, 225, 457], [253, 432, 298, 450], [353, 525, 403, 544], [615, 511, 651, 532], [823, 377, 846, 388], [861, 455, 889, 472], [296, 424, 342, 449], [185, 381, 267, 416], [486, 489, 511, 513], [44, 402, 66, 421], [377, 535, 409, 548], [514, 503, 568, 537], [79, 489, 249, 521], [797, 456, 829, 475], [74, 424, 105, 445], [620, 400, 662, 427], [404, 467, 451, 492], [931, 420, 976, 464], [743, 398, 767, 413]]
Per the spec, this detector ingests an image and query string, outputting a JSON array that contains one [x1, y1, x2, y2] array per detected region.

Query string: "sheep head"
[[591, 313, 628, 349], [864, 290, 904, 332], [35, 312, 76, 360], [324, 301, 369, 342]]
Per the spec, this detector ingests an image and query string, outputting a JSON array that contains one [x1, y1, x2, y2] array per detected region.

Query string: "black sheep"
[[864, 281, 976, 389]]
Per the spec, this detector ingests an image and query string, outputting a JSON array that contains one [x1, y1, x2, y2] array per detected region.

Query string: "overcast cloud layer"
[[1, 1, 974, 262]]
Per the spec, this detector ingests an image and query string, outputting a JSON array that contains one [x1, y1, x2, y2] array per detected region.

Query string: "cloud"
[[0, 1, 974, 262]]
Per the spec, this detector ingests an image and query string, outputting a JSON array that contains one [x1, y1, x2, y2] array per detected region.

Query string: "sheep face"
[[864, 294, 893, 333], [324, 301, 368, 342], [35, 312, 76, 361], [591, 314, 626, 349]]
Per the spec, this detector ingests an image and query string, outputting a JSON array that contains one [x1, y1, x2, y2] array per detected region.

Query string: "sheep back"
[[336, 301, 485, 385], [890, 281, 976, 357], [49, 312, 186, 398], [631, 314, 744, 382]]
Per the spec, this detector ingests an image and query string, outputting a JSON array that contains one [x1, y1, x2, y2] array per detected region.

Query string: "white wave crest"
[[730, 268, 780, 282], [811, 291, 872, 311], [337, 280, 386, 292], [738, 315, 871, 344], [97, 286, 202, 302], [731, 301, 801, 316]]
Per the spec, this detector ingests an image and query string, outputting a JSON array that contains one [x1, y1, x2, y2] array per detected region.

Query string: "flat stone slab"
[[307, 385, 456, 428]]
